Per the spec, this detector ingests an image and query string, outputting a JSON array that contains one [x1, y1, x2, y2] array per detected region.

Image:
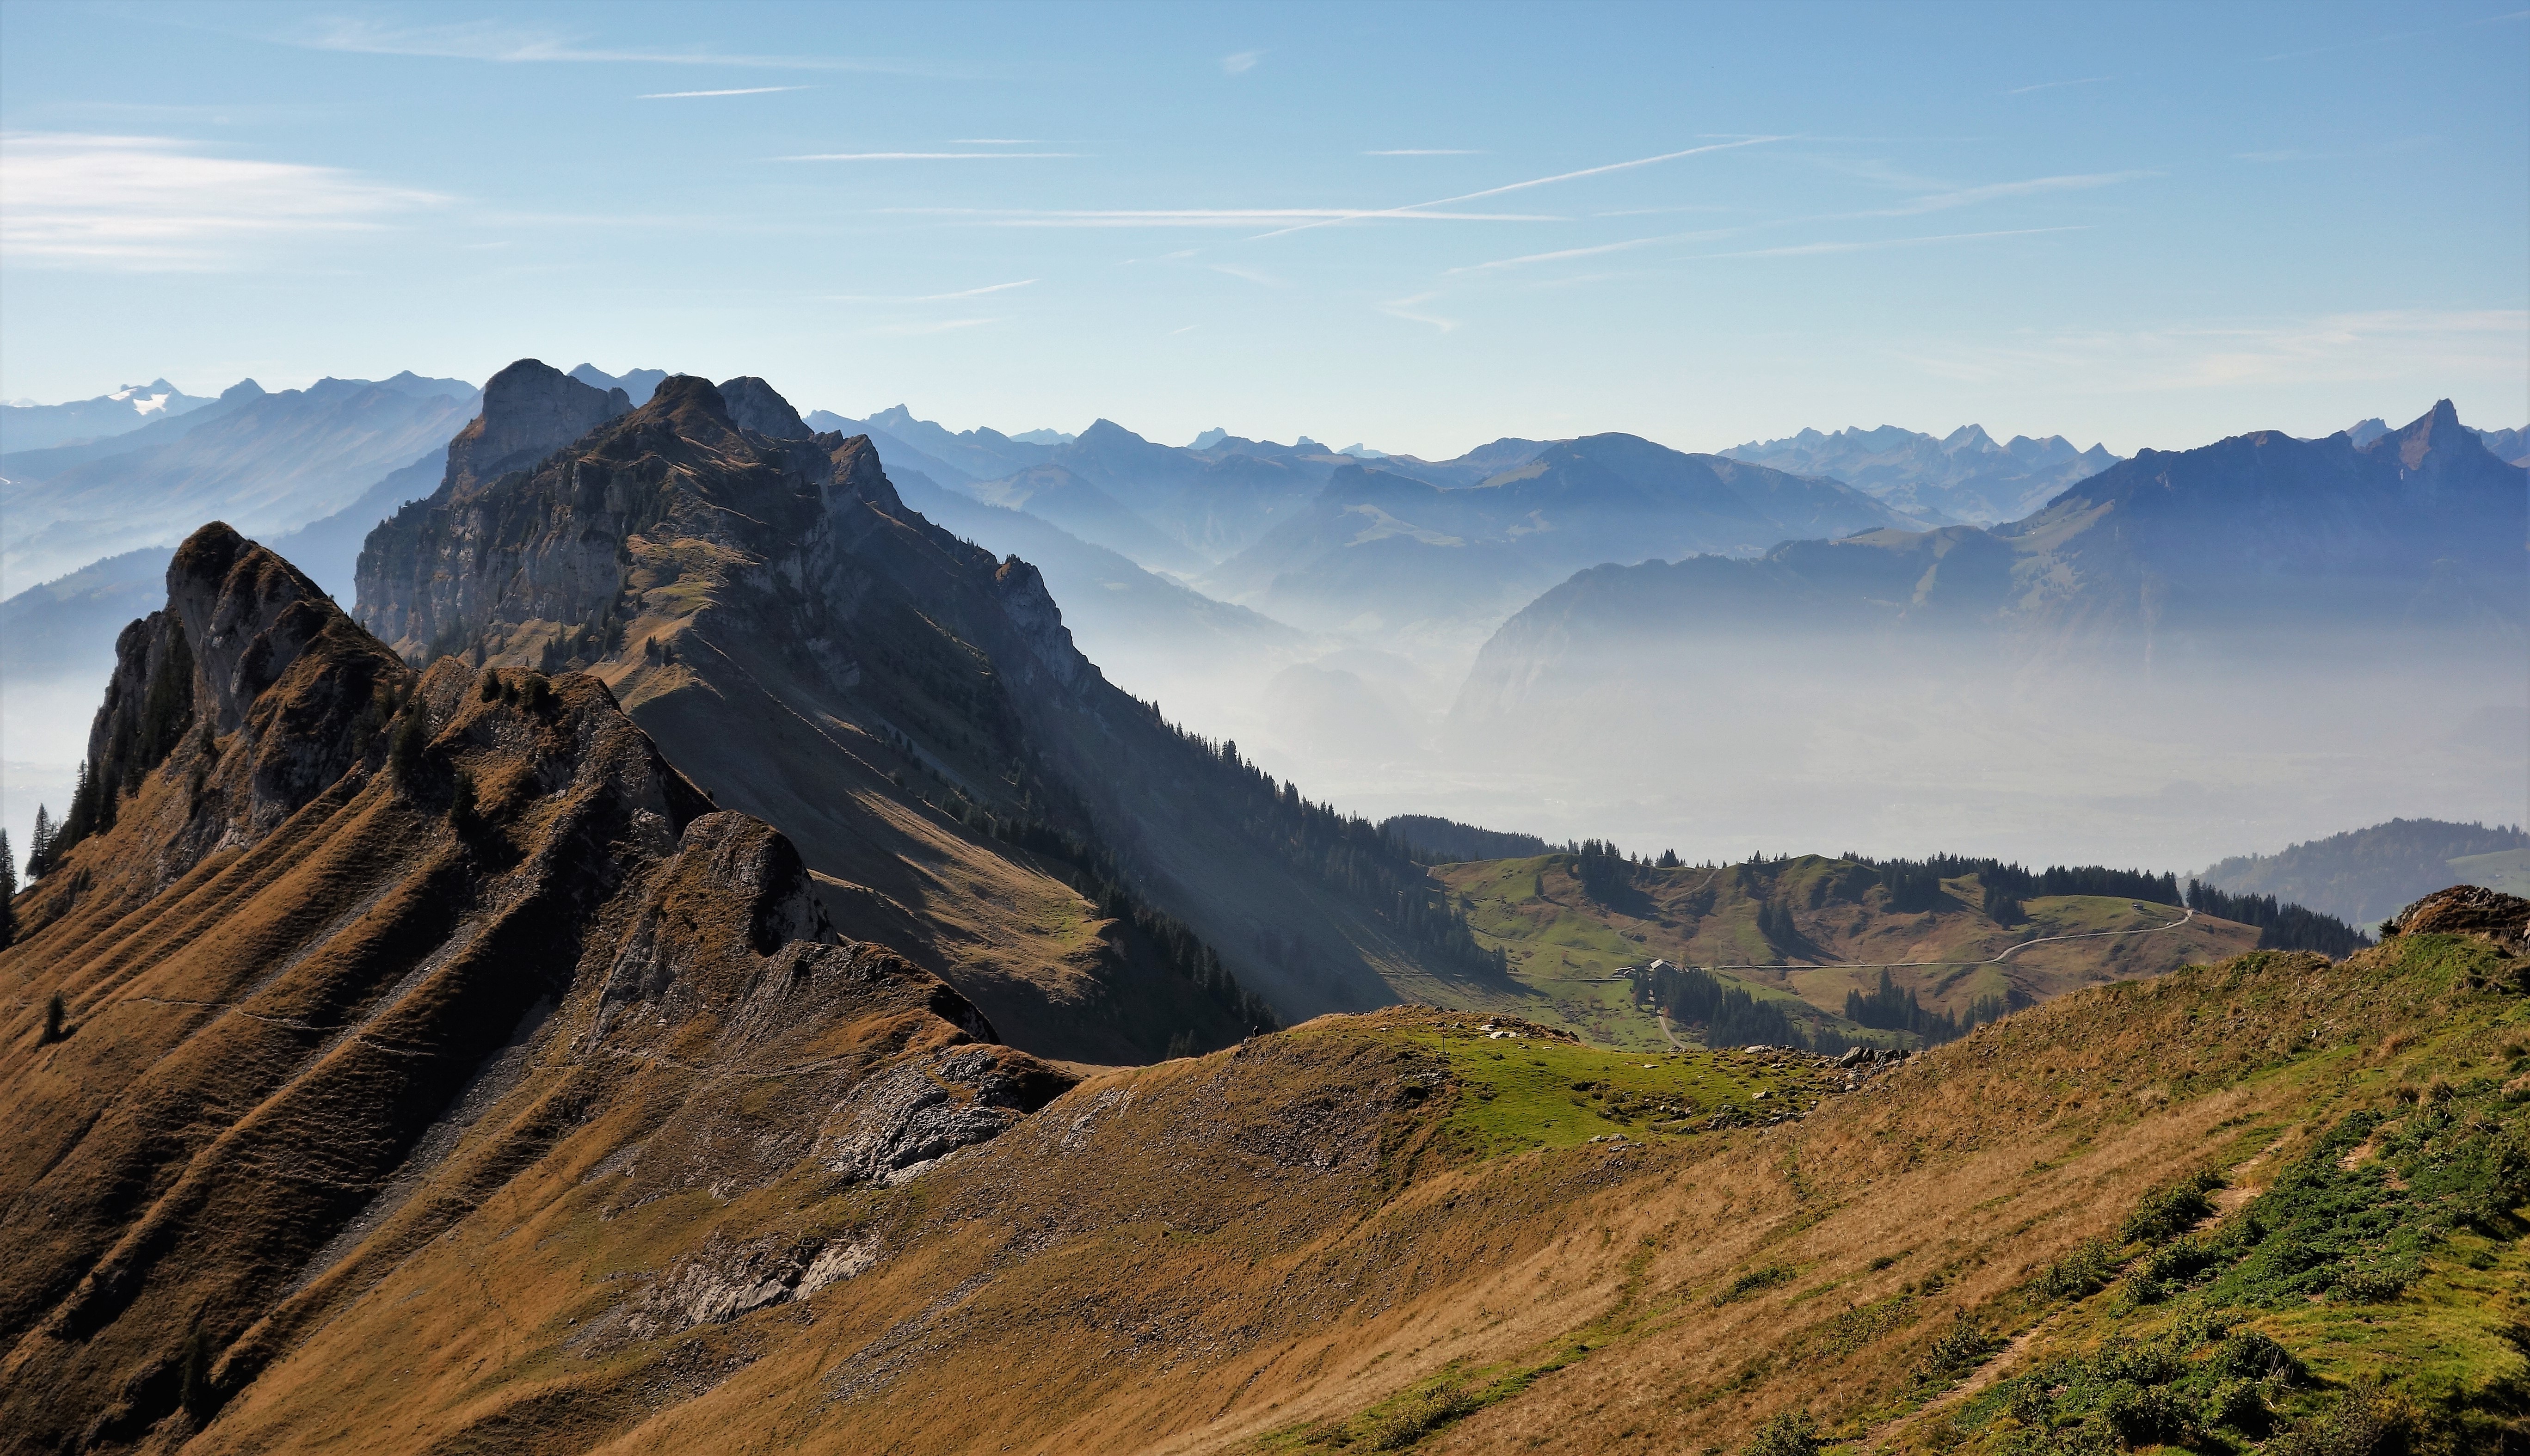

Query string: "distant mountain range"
[[0, 372, 478, 589], [1199, 433, 1920, 641], [2346, 414, 2528, 466], [1466, 401, 2524, 686], [0, 379, 222, 453], [2199, 817, 2530, 928], [1440, 401, 2526, 866], [1721, 423, 2120, 525], [566, 362, 667, 405]]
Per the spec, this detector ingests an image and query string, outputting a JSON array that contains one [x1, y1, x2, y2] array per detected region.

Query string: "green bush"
[[2119, 1169, 2224, 1245], [1367, 1386, 1478, 1450], [2100, 1380, 2191, 1447], [1715, 1265, 1795, 1305], [1743, 1410, 1820, 1456], [2038, 1238, 2118, 1300], [2208, 1330, 2306, 1385], [2200, 1377, 2270, 1435], [1921, 1310, 2000, 1380], [2262, 1381, 2415, 1456]]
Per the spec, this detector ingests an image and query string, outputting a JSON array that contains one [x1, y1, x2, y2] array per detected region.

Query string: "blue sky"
[[2, 0, 2524, 456]]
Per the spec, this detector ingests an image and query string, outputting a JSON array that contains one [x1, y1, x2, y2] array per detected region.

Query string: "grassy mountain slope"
[[1425, 853, 2259, 1051], [128, 908, 2530, 1456]]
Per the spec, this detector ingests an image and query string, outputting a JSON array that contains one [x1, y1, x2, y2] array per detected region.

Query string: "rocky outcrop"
[[719, 375, 811, 439], [818, 1044, 1070, 1186], [445, 357, 628, 493], [2382, 884, 2529, 952]]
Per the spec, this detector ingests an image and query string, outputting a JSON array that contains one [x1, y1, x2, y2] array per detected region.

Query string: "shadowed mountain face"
[[354, 366, 1513, 1057], [1199, 432, 1918, 641], [1723, 423, 2121, 525], [0, 524, 1068, 1449]]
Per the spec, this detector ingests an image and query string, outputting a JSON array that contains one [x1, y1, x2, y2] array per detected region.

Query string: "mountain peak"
[[449, 358, 630, 495], [717, 375, 811, 439], [1078, 418, 1145, 445]]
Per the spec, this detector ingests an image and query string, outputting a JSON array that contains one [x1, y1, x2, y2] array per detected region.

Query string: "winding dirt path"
[[1854, 1319, 2050, 1451], [1697, 909, 2198, 975]]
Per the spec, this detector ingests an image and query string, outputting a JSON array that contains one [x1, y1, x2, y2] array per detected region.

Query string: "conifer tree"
[[26, 805, 53, 879], [0, 829, 15, 949]]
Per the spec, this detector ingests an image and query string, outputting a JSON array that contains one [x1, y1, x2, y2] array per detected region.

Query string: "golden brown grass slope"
[[0, 525, 1067, 1453], [137, 912, 2527, 1456]]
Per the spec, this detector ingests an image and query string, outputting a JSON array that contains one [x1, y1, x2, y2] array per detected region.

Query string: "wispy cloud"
[[823, 279, 1038, 302], [892, 207, 1557, 228], [864, 317, 1002, 336], [1378, 292, 1458, 332], [1702, 225, 2088, 260], [639, 85, 810, 98], [1447, 227, 1742, 274], [1871, 170, 2156, 216], [2005, 76, 2110, 95], [1222, 50, 1263, 74], [1365, 149, 1485, 156], [1170, 324, 1198, 335], [1209, 262, 1288, 286], [0, 131, 443, 269], [780, 151, 1082, 160], [1593, 204, 1739, 217], [1250, 135, 1788, 240], [949, 138, 1041, 144], [281, 16, 923, 72]]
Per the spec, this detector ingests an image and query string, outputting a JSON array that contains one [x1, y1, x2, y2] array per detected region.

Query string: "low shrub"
[[1743, 1410, 1820, 1456], [2120, 1169, 2224, 1245]]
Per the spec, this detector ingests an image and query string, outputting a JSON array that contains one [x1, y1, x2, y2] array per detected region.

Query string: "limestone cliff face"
[[445, 357, 628, 492], [353, 359, 633, 658], [0, 528, 1060, 1451], [717, 374, 811, 439], [354, 373, 1099, 714]]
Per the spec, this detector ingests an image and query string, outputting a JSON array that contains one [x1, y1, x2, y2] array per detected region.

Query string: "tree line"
[[1149, 718, 1509, 981], [1843, 968, 2028, 1045], [2182, 879, 2371, 958]]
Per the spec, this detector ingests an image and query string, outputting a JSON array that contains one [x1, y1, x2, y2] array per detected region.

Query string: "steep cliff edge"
[[0, 525, 1067, 1450], [352, 370, 1512, 1059]]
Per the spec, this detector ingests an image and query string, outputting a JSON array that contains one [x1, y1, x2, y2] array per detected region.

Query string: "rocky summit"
[[352, 365, 1505, 1061]]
